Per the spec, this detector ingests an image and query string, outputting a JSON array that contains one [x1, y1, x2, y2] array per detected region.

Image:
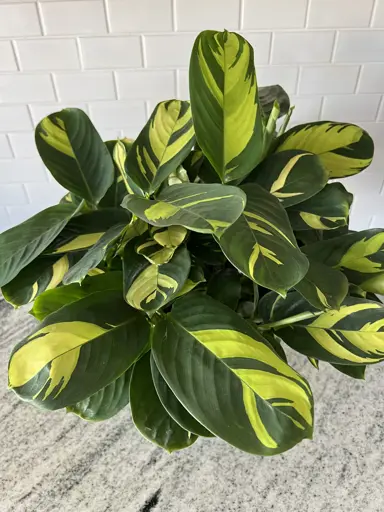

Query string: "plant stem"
[[259, 310, 322, 331]]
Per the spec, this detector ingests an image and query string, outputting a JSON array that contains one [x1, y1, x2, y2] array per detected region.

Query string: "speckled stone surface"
[[1, 298, 384, 512]]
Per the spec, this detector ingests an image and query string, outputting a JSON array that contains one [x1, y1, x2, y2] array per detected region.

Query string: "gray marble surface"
[[1, 298, 383, 512]]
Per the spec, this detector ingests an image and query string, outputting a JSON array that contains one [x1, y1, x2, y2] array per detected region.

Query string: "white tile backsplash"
[[0, 0, 382, 231]]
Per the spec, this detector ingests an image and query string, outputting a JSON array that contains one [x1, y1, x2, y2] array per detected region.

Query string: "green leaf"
[[259, 84, 290, 118], [44, 209, 131, 254], [152, 293, 313, 456], [263, 291, 384, 366], [67, 367, 132, 421], [187, 232, 226, 266], [207, 268, 241, 310], [174, 265, 206, 299], [126, 100, 195, 194], [35, 108, 114, 204], [2, 254, 78, 307], [63, 223, 125, 284], [30, 272, 123, 321], [150, 354, 213, 437], [122, 183, 246, 237], [135, 226, 188, 266], [130, 352, 198, 452], [0, 204, 77, 288], [218, 183, 309, 295], [275, 121, 374, 178], [287, 183, 353, 231], [331, 364, 366, 380], [189, 30, 264, 183], [123, 243, 191, 312], [302, 229, 384, 294], [294, 259, 349, 310], [244, 149, 328, 207], [8, 290, 150, 409]]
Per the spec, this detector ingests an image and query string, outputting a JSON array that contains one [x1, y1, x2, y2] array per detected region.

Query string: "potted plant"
[[1, 30, 382, 456]]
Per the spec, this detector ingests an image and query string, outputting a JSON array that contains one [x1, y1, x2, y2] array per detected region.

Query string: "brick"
[[335, 31, 384, 63], [241, 33, 271, 65], [299, 65, 360, 95], [0, 184, 28, 206], [244, 0, 306, 29], [54, 72, 115, 101], [145, 34, 196, 68], [0, 74, 55, 103], [0, 3, 40, 37], [0, 136, 12, 159], [176, 0, 240, 31], [321, 94, 381, 123], [0, 159, 47, 184], [8, 133, 38, 159], [7, 205, 42, 226], [108, 0, 173, 33], [359, 64, 384, 93], [0, 42, 17, 72], [89, 101, 147, 129], [16, 39, 80, 71], [80, 37, 142, 69], [308, 0, 374, 28], [272, 31, 335, 65], [25, 181, 67, 208], [289, 96, 323, 124], [367, 0, 384, 27], [0, 207, 11, 232], [0, 106, 32, 132], [116, 70, 176, 101], [40, 1, 107, 35], [257, 66, 299, 95]]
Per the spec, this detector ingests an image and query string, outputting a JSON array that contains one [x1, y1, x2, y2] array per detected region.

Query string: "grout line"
[[50, 73, 60, 101], [374, 94, 384, 121], [10, 40, 22, 72], [103, 0, 112, 33], [304, 0, 312, 28], [368, 215, 375, 227], [75, 37, 85, 70], [330, 31, 339, 63], [144, 100, 151, 119], [318, 96, 325, 119], [140, 35, 147, 68], [112, 71, 119, 100], [296, 66, 304, 96], [267, 32, 274, 64], [171, 0, 178, 31], [36, 2, 46, 36], [354, 65, 363, 93], [174, 69, 180, 99], [239, 0, 245, 30], [370, 0, 379, 27], [5, 134, 15, 159]]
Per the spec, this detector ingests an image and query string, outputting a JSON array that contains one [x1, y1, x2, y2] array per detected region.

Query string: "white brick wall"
[[0, 0, 383, 231]]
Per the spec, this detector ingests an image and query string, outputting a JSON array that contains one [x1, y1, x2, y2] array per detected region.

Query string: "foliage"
[[1, 30, 380, 457]]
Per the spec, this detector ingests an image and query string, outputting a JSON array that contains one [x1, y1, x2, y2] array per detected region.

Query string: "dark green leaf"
[[259, 84, 290, 118], [331, 364, 366, 380], [207, 268, 241, 310], [130, 352, 197, 452]]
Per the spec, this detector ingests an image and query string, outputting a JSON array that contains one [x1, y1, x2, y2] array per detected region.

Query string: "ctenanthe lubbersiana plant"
[[1, 30, 382, 456]]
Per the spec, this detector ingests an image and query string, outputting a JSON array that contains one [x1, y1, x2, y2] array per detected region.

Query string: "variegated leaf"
[[122, 183, 246, 237], [152, 293, 313, 456], [218, 183, 309, 295], [189, 30, 264, 183], [44, 209, 131, 254], [259, 84, 290, 118], [8, 291, 149, 409], [0, 204, 77, 288], [294, 259, 349, 310], [125, 100, 195, 194], [35, 108, 114, 204], [244, 149, 328, 207], [275, 121, 374, 178], [261, 291, 384, 366], [287, 183, 353, 231], [302, 229, 384, 294], [136, 226, 188, 265], [123, 242, 191, 312], [2, 254, 78, 307]]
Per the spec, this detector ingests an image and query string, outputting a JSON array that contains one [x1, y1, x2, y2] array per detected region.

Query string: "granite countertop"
[[1, 298, 383, 512]]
